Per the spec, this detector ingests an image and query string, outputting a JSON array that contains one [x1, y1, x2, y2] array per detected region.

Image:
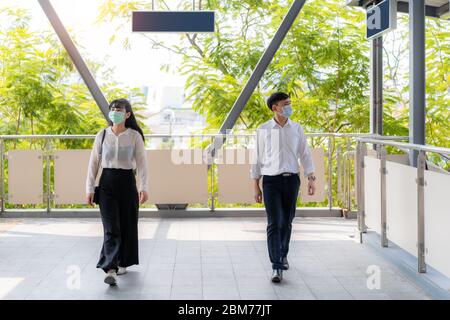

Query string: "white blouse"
[[85, 127, 148, 194]]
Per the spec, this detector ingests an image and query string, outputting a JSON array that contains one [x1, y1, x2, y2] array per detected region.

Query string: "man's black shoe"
[[271, 269, 283, 283], [282, 257, 289, 270]]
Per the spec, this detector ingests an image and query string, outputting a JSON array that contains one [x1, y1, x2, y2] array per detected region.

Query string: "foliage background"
[[0, 6, 149, 152], [0, 0, 448, 209]]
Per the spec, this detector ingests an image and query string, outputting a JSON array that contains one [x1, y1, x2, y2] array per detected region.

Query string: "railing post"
[[343, 147, 347, 210], [0, 139, 4, 215], [379, 145, 388, 247], [356, 141, 367, 243], [347, 153, 352, 212], [328, 135, 333, 210], [45, 140, 53, 213], [337, 146, 342, 203], [417, 150, 426, 273], [360, 143, 367, 234], [209, 136, 215, 212], [356, 142, 362, 240]]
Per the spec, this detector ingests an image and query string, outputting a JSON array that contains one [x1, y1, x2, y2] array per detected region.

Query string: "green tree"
[[97, 0, 449, 210], [382, 15, 450, 150], [0, 6, 149, 152], [98, 0, 448, 148], [98, 0, 373, 135]]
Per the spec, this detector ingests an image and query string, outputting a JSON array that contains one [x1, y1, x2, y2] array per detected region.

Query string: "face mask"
[[280, 105, 293, 118], [108, 110, 126, 124]]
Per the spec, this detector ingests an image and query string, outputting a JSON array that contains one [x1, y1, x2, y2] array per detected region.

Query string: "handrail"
[[0, 133, 409, 215], [0, 133, 409, 140], [356, 136, 450, 274], [357, 138, 450, 156]]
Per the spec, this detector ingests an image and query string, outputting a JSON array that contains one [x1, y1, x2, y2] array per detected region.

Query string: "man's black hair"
[[266, 92, 290, 111]]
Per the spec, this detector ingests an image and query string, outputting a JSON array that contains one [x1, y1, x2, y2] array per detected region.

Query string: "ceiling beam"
[[208, 0, 308, 158], [37, 0, 110, 122]]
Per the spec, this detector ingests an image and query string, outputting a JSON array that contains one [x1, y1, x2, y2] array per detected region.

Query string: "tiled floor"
[[0, 217, 432, 300]]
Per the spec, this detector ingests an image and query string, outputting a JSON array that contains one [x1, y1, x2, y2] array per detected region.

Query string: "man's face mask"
[[278, 104, 293, 118]]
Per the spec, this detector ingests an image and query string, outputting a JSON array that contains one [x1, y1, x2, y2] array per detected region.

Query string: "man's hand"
[[307, 179, 316, 195], [139, 190, 149, 204], [253, 179, 263, 203]]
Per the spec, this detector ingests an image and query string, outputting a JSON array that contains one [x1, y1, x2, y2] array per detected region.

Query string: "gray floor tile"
[[0, 217, 435, 300]]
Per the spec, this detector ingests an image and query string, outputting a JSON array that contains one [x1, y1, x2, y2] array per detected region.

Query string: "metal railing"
[[0, 132, 407, 214], [355, 137, 450, 274]]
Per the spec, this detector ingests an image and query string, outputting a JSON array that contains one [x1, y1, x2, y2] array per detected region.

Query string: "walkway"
[[0, 217, 431, 300]]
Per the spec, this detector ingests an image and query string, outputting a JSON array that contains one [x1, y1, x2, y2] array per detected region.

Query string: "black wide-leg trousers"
[[262, 174, 300, 270], [96, 168, 139, 273]]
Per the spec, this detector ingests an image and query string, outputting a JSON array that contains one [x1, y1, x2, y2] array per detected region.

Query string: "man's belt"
[[281, 172, 297, 177]]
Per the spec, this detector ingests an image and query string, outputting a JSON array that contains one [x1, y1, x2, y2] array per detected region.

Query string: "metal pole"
[[370, 38, 377, 136], [379, 145, 388, 247], [375, 36, 383, 137], [337, 146, 342, 203], [342, 148, 348, 206], [46, 140, 52, 213], [345, 139, 351, 211], [210, 136, 215, 212], [357, 137, 450, 156], [37, 0, 110, 121], [356, 142, 362, 233], [356, 141, 367, 243], [370, 35, 383, 147], [417, 150, 426, 273], [360, 143, 367, 234], [209, 0, 308, 156], [328, 136, 333, 210], [0, 139, 4, 215], [408, 0, 426, 167]]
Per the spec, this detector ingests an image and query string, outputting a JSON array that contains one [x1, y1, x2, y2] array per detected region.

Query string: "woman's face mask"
[[108, 110, 126, 124]]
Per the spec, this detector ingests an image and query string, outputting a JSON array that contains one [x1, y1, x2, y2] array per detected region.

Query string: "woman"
[[85, 98, 148, 286]]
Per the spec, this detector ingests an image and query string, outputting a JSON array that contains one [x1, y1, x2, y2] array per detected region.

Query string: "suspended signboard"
[[367, 0, 397, 40], [132, 11, 215, 33]]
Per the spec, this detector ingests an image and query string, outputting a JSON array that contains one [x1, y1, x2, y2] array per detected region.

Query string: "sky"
[[8, 0, 186, 89]]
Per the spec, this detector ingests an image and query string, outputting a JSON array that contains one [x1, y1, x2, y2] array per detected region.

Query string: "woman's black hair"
[[109, 98, 145, 142]]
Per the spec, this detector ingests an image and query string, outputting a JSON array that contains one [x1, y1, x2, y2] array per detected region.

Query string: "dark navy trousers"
[[97, 168, 140, 273], [262, 174, 300, 270]]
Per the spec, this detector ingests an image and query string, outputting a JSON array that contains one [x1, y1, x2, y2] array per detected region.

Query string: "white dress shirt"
[[250, 118, 315, 179], [86, 127, 148, 194]]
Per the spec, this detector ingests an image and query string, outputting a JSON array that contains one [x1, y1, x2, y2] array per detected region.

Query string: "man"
[[250, 92, 316, 283]]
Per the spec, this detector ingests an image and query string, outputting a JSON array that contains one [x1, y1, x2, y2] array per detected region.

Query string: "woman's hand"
[[139, 190, 148, 204], [86, 193, 94, 206], [254, 185, 263, 203]]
